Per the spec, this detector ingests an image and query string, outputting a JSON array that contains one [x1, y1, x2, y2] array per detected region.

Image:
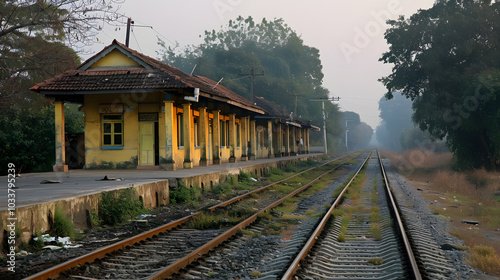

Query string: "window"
[[177, 114, 184, 147], [102, 115, 123, 146]]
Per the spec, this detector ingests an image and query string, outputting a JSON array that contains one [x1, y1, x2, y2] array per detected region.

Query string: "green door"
[[139, 122, 155, 166]]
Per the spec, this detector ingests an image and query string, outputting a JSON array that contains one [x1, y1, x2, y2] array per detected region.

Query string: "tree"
[[0, 0, 122, 172], [1, 0, 125, 113], [158, 16, 342, 151], [379, 0, 500, 170]]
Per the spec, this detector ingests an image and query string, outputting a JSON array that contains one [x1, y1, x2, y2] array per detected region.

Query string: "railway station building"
[[31, 40, 319, 171]]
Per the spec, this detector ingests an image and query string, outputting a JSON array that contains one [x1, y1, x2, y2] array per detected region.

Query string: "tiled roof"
[[254, 96, 291, 118], [31, 40, 263, 113]]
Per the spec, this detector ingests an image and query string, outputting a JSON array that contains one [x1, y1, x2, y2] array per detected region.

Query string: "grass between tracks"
[[382, 149, 500, 277]]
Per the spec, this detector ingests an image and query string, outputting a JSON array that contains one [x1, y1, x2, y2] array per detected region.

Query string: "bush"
[[53, 208, 75, 240], [170, 182, 200, 205], [99, 188, 145, 226]]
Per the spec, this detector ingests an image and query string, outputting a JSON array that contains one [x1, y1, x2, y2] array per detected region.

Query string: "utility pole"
[[344, 119, 355, 150], [240, 69, 264, 101], [309, 97, 340, 154], [125, 18, 133, 47]]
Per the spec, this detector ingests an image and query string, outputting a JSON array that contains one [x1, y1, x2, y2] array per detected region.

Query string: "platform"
[[1, 153, 317, 210]]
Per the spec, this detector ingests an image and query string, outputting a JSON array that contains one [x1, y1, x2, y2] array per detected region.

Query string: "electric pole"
[[240, 69, 264, 101], [309, 97, 340, 154], [125, 18, 133, 47]]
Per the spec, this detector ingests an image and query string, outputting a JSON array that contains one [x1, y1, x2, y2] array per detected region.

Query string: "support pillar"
[[267, 120, 274, 158], [299, 127, 303, 154], [199, 107, 208, 166], [284, 124, 290, 156], [163, 100, 176, 170], [53, 101, 68, 172], [304, 128, 310, 154], [212, 110, 221, 164], [249, 119, 256, 160], [292, 126, 296, 155], [240, 117, 248, 161], [229, 114, 236, 162], [274, 121, 282, 157], [182, 103, 193, 169]]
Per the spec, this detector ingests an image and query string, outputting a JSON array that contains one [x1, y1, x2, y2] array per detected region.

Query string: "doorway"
[[139, 113, 159, 166]]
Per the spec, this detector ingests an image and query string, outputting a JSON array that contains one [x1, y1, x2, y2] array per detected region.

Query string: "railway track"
[[26, 150, 456, 280], [24, 153, 360, 280]]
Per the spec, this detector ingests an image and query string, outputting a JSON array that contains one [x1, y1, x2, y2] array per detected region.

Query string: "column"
[[267, 120, 274, 158], [240, 117, 248, 161], [212, 110, 221, 164], [163, 100, 176, 170], [304, 128, 309, 154], [249, 119, 256, 160], [274, 121, 282, 157], [182, 103, 193, 169], [199, 107, 208, 166], [229, 114, 236, 162], [298, 127, 303, 154], [284, 124, 290, 156], [53, 101, 68, 172], [292, 126, 296, 155]]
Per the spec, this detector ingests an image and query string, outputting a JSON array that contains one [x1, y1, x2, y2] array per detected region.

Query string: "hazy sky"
[[85, 0, 436, 129]]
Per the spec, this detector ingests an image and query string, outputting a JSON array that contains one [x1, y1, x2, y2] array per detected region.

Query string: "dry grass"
[[467, 246, 500, 276], [382, 148, 500, 277]]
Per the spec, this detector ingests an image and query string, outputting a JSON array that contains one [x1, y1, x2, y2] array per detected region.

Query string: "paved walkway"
[[1, 153, 318, 210]]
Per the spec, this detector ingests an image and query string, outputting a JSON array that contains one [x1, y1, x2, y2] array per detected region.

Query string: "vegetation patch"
[[99, 188, 146, 226], [189, 208, 255, 230], [467, 246, 500, 276], [275, 197, 299, 213], [170, 182, 201, 205], [53, 207, 75, 240], [367, 258, 384, 265]]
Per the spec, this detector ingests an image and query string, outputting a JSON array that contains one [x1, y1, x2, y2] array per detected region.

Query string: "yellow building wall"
[[83, 91, 267, 169], [84, 93, 139, 166], [89, 49, 143, 69]]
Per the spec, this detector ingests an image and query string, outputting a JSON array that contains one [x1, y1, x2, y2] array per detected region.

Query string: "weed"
[[170, 182, 200, 205], [99, 188, 146, 226], [265, 167, 284, 177], [257, 211, 273, 220], [367, 258, 384, 265], [53, 207, 75, 240], [282, 214, 306, 220], [26, 231, 45, 252], [370, 207, 380, 223], [467, 246, 500, 275], [238, 171, 253, 183], [89, 209, 101, 228], [251, 271, 262, 277], [240, 229, 259, 238], [370, 223, 382, 241], [337, 231, 346, 242], [275, 197, 299, 213]]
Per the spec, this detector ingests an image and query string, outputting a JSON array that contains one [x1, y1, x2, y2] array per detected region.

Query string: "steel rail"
[[147, 154, 352, 279], [281, 151, 372, 280], [377, 149, 422, 280], [207, 153, 357, 211], [24, 154, 357, 280]]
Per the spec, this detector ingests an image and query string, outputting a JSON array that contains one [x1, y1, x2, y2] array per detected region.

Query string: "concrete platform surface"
[[1, 154, 317, 210]]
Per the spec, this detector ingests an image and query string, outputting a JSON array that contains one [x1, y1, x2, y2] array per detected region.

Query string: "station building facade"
[[31, 40, 318, 171]]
